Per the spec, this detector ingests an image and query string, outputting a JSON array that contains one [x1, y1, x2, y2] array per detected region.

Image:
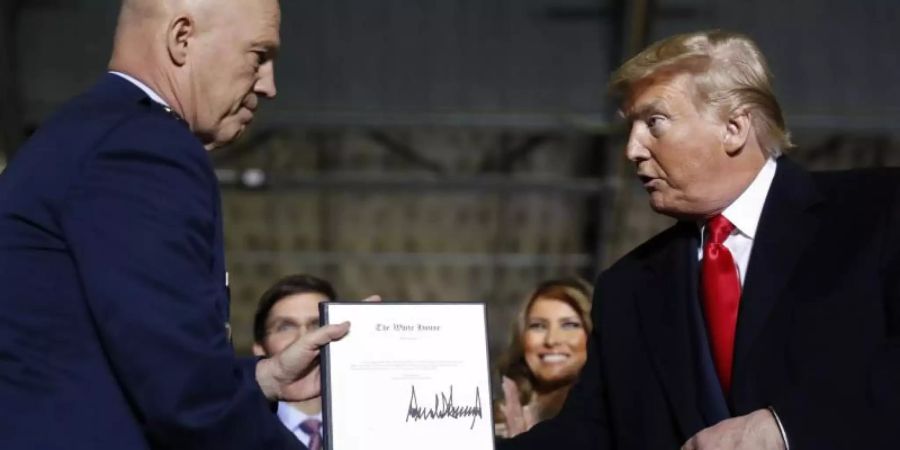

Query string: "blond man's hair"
[[610, 30, 793, 156]]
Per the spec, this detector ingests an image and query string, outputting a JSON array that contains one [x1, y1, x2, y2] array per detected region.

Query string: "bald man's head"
[[118, 0, 167, 20], [112, 0, 177, 43], [109, 0, 281, 150]]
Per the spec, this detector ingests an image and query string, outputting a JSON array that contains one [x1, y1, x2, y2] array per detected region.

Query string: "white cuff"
[[767, 406, 790, 450]]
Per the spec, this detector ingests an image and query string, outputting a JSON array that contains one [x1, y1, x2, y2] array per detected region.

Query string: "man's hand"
[[255, 294, 381, 402], [255, 321, 350, 401], [682, 408, 785, 450]]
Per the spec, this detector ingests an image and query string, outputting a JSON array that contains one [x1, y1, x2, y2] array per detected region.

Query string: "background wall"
[[3, 0, 898, 358]]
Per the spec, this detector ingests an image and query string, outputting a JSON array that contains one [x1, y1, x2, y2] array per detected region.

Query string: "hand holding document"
[[256, 321, 350, 402], [320, 302, 495, 450], [256, 295, 381, 402]]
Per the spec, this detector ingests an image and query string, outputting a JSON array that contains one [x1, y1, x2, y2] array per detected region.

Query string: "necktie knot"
[[299, 418, 323, 450], [707, 214, 735, 245], [299, 418, 321, 435]]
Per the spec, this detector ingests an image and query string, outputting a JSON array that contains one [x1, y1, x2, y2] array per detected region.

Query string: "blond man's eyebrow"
[[624, 100, 668, 121]]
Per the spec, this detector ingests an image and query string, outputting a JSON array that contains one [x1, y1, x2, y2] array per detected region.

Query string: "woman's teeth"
[[541, 354, 568, 363]]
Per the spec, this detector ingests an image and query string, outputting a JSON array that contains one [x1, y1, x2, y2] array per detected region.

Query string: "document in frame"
[[320, 302, 495, 450]]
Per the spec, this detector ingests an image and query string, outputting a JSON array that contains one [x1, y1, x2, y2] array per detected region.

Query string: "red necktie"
[[701, 214, 741, 392], [299, 418, 322, 450]]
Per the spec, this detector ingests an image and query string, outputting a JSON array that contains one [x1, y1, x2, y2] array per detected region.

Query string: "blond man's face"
[[621, 74, 737, 219]]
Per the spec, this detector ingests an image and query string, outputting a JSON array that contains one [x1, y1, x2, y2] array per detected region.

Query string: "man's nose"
[[625, 126, 649, 162], [255, 62, 278, 99]]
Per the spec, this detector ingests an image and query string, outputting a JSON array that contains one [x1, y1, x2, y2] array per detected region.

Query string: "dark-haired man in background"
[[253, 274, 340, 450]]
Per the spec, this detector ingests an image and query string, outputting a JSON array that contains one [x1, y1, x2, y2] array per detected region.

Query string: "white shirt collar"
[[720, 157, 778, 240], [109, 71, 171, 108], [276, 402, 321, 432]]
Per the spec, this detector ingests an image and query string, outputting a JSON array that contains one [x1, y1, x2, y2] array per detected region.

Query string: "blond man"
[[499, 30, 900, 450]]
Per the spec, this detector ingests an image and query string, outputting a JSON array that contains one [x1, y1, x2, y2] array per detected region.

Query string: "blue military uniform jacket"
[[0, 74, 304, 449]]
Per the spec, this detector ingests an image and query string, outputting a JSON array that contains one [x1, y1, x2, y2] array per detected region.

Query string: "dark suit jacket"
[[500, 158, 900, 449], [0, 74, 303, 449]]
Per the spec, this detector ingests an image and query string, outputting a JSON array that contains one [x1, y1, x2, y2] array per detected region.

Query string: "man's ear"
[[166, 15, 193, 66], [723, 109, 752, 155], [252, 343, 267, 357]]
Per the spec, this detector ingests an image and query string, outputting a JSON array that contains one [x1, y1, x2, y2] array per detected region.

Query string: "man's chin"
[[648, 193, 668, 213], [648, 196, 682, 219], [649, 199, 706, 221], [206, 126, 248, 150]]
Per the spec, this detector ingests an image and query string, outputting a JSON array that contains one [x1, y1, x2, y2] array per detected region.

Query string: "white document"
[[320, 302, 495, 450]]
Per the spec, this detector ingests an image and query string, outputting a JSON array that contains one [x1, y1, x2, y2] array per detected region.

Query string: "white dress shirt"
[[276, 402, 322, 448], [698, 157, 778, 287], [109, 71, 171, 108]]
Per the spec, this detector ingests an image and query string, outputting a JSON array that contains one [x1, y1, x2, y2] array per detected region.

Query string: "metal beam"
[[227, 250, 595, 268], [216, 170, 618, 196], [248, 110, 613, 132], [0, 0, 24, 163]]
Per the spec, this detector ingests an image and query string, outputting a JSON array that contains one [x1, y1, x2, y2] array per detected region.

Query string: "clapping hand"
[[499, 376, 538, 438]]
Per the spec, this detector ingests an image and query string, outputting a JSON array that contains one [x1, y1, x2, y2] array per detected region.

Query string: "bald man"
[[0, 1, 340, 449]]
